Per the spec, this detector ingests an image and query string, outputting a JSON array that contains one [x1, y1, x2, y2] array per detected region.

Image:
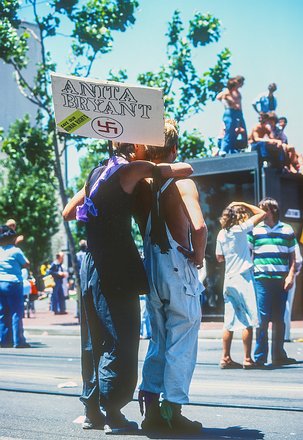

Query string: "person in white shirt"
[[216, 202, 266, 369]]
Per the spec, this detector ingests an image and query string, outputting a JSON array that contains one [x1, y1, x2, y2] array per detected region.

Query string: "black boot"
[[160, 400, 203, 435], [139, 390, 167, 433], [104, 409, 138, 435]]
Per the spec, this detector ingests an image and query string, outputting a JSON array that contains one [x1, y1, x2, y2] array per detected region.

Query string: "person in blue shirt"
[[48, 252, 68, 315], [252, 83, 277, 114], [0, 225, 30, 348]]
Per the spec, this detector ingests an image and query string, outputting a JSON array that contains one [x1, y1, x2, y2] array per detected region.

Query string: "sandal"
[[220, 360, 243, 369], [243, 362, 258, 370]]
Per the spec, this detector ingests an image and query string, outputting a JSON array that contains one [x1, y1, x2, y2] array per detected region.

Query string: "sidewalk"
[[24, 297, 303, 340]]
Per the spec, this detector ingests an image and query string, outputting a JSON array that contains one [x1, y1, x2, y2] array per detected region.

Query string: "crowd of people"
[[216, 80, 303, 174], [1, 80, 302, 436]]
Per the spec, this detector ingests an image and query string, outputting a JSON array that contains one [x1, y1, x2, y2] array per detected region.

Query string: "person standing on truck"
[[217, 75, 248, 155]]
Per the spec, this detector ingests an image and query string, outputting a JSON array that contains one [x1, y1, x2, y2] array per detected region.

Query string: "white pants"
[[223, 269, 259, 331], [140, 232, 202, 404]]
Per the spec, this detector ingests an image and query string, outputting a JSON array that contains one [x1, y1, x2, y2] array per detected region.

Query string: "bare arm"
[[62, 161, 193, 221], [284, 251, 296, 291], [62, 187, 85, 221], [176, 179, 208, 267], [252, 103, 260, 114], [120, 161, 193, 194], [228, 201, 266, 226]]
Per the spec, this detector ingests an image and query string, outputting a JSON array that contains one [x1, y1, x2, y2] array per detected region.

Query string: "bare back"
[[161, 180, 192, 249]]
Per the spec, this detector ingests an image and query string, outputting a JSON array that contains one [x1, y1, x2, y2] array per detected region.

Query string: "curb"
[[24, 325, 303, 340]]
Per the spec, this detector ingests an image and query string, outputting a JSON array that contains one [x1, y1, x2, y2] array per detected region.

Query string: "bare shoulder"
[[175, 178, 198, 193]]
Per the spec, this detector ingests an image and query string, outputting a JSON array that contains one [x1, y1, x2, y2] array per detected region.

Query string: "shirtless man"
[[217, 75, 248, 154], [249, 112, 285, 168], [136, 121, 207, 435]]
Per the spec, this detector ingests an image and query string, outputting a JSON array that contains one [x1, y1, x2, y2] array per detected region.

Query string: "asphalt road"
[[0, 334, 302, 439]]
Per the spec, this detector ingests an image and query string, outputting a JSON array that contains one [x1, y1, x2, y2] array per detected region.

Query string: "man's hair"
[[79, 240, 87, 251], [267, 111, 278, 123], [0, 225, 16, 246], [112, 143, 136, 161], [235, 75, 245, 85], [268, 83, 277, 92], [279, 116, 288, 124], [227, 77, 239, 90], [147, 120, 179, 162], [259, 112, 269, 124], [56, 251, 64, 260], [258, 197, 280, 222], [219, 205, 248, 230]]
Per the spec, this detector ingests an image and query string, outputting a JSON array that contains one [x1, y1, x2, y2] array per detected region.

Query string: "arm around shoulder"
[[62, 187, 86, 221]]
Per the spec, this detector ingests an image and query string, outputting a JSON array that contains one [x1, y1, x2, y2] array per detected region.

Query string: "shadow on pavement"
[[144, 425, 264, 439]]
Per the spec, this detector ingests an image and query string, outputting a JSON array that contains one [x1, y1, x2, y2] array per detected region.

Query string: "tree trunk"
[[52, 131, 81, 305]]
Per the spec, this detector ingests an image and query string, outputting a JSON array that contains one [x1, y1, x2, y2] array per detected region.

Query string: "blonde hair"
[[147, 119, 179, 161]]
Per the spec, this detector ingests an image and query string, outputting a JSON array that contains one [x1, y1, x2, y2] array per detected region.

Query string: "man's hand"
[[284, 275, 294, 291], [177, 246, 204, 269]]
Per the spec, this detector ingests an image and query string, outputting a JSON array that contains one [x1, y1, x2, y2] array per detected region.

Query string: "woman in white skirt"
[[216, 202, 266, 369]]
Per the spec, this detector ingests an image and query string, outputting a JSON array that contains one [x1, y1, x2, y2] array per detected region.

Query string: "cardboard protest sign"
[[51, 73, 165, 146]]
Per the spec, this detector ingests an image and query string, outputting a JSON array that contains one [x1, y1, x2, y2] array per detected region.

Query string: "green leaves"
[[0, 117, 58, 274], [178, 130, 216, 161], [188, 13, 221, 47], [138, 9, 231, 127], [71, 0, 139, 55], [0, 17, 29, 68]]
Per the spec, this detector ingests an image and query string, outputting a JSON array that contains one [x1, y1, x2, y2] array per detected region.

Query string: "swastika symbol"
[[91, 117, 123, 139], [97, 120, 118, 134]]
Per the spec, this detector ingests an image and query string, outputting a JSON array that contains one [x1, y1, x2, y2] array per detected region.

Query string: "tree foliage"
[[137, 10, 231, 124], [0, 116, 58, 276], [0, 0, 139, 281]]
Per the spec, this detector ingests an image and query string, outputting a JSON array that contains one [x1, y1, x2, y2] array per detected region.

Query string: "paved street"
[[0, 299, 302, 439]]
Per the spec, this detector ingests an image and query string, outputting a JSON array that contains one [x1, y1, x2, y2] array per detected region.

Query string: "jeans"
[[254, 278, 288, 364], [221, 109, 247, 154], [51, 282, 66, 313], [0, 281, 27, 347], [251, 142, 285, 168], [80, 252, 140, 413]]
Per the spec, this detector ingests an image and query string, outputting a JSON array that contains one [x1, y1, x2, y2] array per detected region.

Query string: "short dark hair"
[[268, 83, 277, 92], [227, 77, 239, 90], [112, 143, 136, 161], [259, 112, 269, 123], [279, 116, 288, 124], [259, 197, 279, 222], [0, 225, 16, 246]]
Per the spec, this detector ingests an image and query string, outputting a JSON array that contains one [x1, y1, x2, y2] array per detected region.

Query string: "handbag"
[[43, 274, 55, 289]]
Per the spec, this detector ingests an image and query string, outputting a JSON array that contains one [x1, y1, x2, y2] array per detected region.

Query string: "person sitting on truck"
[[249, 112, 285, 168], [268, 113, 299, 174]]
